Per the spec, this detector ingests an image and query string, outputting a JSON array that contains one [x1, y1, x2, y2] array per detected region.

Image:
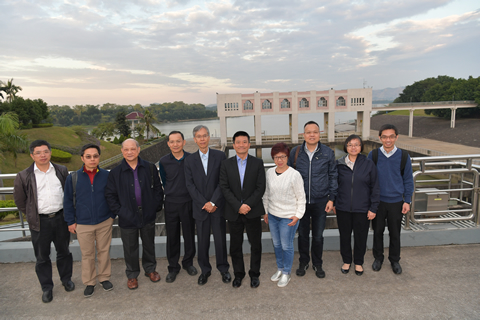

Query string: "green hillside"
[[0, 126, 121, 174]]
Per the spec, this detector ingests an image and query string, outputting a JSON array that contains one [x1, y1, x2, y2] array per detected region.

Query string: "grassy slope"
[[381, 109, 434, 117]]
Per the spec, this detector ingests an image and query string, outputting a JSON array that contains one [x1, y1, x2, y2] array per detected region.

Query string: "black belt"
[[40, 209, 63, 219]]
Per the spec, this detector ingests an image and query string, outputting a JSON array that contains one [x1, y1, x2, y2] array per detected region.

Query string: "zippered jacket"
[[105, 157, 164, 229], [335, 154, 380, 213], [63, 166, 115, 226], [13, 162, 68, 232], [288, 141, 338, 204]]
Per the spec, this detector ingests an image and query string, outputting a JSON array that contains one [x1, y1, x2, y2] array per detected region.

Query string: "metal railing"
[[406, 154, 480, 229], [2, 154, 479, 237]]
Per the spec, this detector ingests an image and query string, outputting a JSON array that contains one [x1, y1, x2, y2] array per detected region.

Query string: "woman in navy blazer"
[[334, 135, 380, 276]]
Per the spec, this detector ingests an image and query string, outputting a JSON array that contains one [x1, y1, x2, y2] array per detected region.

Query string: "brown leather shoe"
[[127, 278, 138, 290], [145, 271, 161, 282]]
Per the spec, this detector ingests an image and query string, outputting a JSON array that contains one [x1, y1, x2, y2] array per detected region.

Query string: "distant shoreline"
[[159, 117, 219, 123]]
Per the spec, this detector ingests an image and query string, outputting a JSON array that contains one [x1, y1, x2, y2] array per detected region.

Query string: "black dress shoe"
[[166, 271, 179, 283], [221, 271, 232, 283], [63, 280, 75, 292], [355, 265, 364, 276], [391, 262, 402, 274], [198, 272, 211, 285], [296, 263, 309, 277], [183, 265, 198, 276], [42, 290, 53, 303], [340, 264, 352, 274], [372, 259, 383, 272], [232, 277, 242, 288], [250, 277, 260, 288], [312, 265, 325, 278]]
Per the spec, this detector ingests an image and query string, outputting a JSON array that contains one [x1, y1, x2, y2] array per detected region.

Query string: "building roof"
[[126, 111, 144, 120]]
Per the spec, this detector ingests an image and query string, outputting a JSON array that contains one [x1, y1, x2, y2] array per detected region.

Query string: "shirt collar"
[[169, 152, 186, 161], [83, 165, 98, 174], [304, 143, 319, 154], [34, 162, 53, 173], [380, 145, 398, 156], [236, 154, 248, 163], [199, 148, 209, 158], [345, 155, 355, 166]]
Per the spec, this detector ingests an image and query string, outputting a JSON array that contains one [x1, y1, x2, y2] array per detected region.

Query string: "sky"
[[1, 0, 479, 106]]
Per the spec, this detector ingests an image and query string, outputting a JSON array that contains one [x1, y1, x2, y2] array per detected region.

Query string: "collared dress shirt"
[[345, 154, 355, 170], [380, 145, 398, 158], [304, 144, 319, 161], [200, 148, 209, 175], [34, 162, 64, 214], [236, 154, 248, 190]]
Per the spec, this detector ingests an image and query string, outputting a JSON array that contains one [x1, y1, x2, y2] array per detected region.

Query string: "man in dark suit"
[[185, 125, 231, 285], [219, 131, 266, 289]]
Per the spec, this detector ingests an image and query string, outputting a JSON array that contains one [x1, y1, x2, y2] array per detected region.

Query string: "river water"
[[152, 111, 369, 162], [152, 111, 364, 139]]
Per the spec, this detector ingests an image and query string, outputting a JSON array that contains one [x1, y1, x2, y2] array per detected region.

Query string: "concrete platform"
[[1, 244, 479, 319], [369, 130, 480, 156]]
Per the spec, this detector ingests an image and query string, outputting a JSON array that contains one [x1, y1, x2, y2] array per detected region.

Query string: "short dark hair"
[[168, 130, 185, 141], [233, 131, 250, 143], [343, 135, 364, 153], [81, 143, 101, 156], [271, 142, 290, 159], [29, 140, 51, 154], [304, 121, 320, 130], [379, 124, 398, 136]]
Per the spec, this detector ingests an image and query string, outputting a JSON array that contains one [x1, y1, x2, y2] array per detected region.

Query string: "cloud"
[[0, 0, 478, 105]]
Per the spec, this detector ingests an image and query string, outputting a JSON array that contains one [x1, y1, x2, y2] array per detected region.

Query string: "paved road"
[[1, 244, 479, 319]]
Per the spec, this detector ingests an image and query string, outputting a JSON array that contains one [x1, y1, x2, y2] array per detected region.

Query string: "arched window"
[[244, 100, 253, 110], [262, 99, 272, 109], [336, 96, 345, 107], [281, 99, 290, 109], [318, 97, 327, 107], [299, 98, 309, 108]]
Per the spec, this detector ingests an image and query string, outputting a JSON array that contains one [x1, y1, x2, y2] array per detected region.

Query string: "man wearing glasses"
[[368, 124, 414, 275], [288, 121, 338, 279], [63, 143, 116, 297], [14, 140, 74, 303]]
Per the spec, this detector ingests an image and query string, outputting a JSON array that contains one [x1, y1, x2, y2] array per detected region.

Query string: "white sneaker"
[[270, 270, 282, 282], [277, 274, 291, 287]]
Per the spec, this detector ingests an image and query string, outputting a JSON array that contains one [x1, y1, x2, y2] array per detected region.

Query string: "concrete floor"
[[1, 244, 479, 319]]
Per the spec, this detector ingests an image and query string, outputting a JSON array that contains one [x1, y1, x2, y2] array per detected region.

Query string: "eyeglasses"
[[33, 150, 51, 156], [84, 154, 100, 160], [347, 144, 360, 148], [380, 135, 397, 140], [195, 134, 209, 139], [273, 155, 287, 160]]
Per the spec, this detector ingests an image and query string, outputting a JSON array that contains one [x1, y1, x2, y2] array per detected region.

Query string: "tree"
[[0, 112, 29, 167], [140, 109, 161, 141], [92, 122, 116, 140], [1, 79, 23, 103], [114, 111, 131, 137]]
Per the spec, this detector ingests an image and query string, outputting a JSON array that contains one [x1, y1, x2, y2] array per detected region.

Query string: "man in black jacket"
[[219, 131, 266, 289], [105, 138, 164, 290], [159, 131, 197, 283], [185, 125, 231, 286], [13, 140, 74, 303]]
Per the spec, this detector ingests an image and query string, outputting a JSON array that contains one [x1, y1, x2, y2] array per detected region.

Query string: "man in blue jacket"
[[288, 121, 338, 279], [64, 143, 116, 297], [105, 139, 164, 290], [368, 124, 414, 275]]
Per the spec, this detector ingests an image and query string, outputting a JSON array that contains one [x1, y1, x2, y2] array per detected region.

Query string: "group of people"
[[13, 122, 413, 303]]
